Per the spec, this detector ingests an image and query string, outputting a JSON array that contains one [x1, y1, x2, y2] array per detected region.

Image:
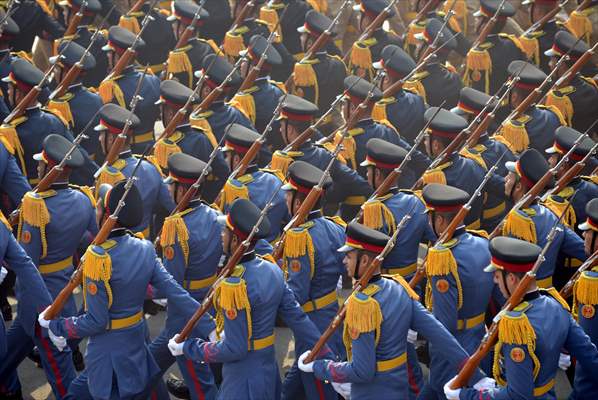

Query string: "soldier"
[[9, 0, 64, 54], [545, 30, 598, 135], [292, 9, 346, 134], [230, 34, 286, 135], [38, 180, 215, 400], [411, 17, 464, 108], [270, 95, 372, 220], [168, 198, 335, 399], [218, 123, 289, 242], [419, 183, 495, 399], [348, 0, 403, 81], [494, 60, 565, 155], [0, 132, 31, 212], [47, 41, 104, 162], [297, 221, 493, 399], [570, 198, 598, 398], [519, 0, 562, 73], [452, 87, 516, 232], [0, 209, 60, 400], [371, 45, 426, 145], [154, 79, 229, 203], [188, 54, 255, 142], [464, 0, 526, 95], [1, 58, 75, 185], [445, 236, 598, 400], [165, 0, 216, 88], [0, 11, 20, 117], [94, 103, 175, 237], [198, 0, 232, 44], [149, 153, 220, 400], [502, 148, 586, 288], [99, 26, 161, 152], [280, 161, 346, 400], [55, 0, 110, 89]]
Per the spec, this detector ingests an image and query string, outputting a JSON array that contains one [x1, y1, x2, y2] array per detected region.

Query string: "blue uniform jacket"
[[0, 140, 30, 209], [373, 89, 426, 145], [190, 100, 254, 143], [461, 291, 598, 400], [231, 76, 284, 135], [313, 275, 484, 399], [50, 229, 214, 400], [182, 252, 330, 400]]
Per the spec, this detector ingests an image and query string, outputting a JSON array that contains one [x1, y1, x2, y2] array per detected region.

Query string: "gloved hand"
[[209, 329, 223, 342], [298, 350, 314, 373], [168, 334, 185, 357], [473, 377, 496, 391], [559, 353, 571, 370], [37, 306, 52, 329], [443, 376, 461, 400], [407, 329, 418, 344], [49, 329, 67, 352], [331, 382, 351, 399], [0, 266, 7, 285]]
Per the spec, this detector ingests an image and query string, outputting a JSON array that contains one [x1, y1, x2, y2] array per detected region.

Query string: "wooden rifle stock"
[[127, 0, 146, 15], [64, 0, 87, 36], [551, 41, 598, 90], [471, 0, 507, 49], [548, 142, 598, 197], [522, 0, 568, 36], [412, 0, 441, 25], [560, 250, 598, 299], [230, 0, 255, 33]]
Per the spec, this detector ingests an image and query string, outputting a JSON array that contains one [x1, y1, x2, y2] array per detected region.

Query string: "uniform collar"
[[453, 226, 466, 237], [123, 65, 136, 75], [50, 182, 69, 190], [356, 118, 374, 127], [209, 101, 225, 111], [187, 198, 203, 208], [299, 139, 315, 150], [369, 274, 382, 283], [244, 164, 258, 174], [119, 150, 133, 159], [523, 290, 540, 302], [68, 83, 83, 92], [240, 250, 256, 263], [108, 227, 128, 238], [307, 210, 322, 220], [255, 76, 270, 84]]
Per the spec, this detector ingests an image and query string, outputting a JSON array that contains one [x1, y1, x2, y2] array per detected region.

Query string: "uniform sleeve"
[[564, 313, 598, 371], [0, 145, 31, 206], [313, 331, 376, 384], [430, 273, 459, 334], [284, 245, 312, 306], [163, 239, 187, 285], [558, 225, 586, 262], [328, 158, 372, 203], [19, 224, 42, 266]]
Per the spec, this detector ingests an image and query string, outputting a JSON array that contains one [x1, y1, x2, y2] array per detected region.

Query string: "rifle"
[[42, 145, 152, 320], [230, 0, 256, 34], [175, 181, 283, 342], [411, 0, 441, 25], [449, 200, 572, 390], [416, 1, 457, 62], [547, 40, 598, 91], [470, 0, 507, 50], [49, 5, 117, 101], [0, 0, 18, 37], [409, 152, 506, 288], [171, 0, 207, 51], [303, 208, 416, 363], [522, 0, 568, 37], [126, 0, 146, 15], [560, 250, 598, 299], [64, 0, 88, 37]]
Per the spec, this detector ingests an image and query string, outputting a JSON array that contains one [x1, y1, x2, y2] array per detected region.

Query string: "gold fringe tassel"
[[543, 287, 570, 311], [464, 49, 492, 94], [219, 180, 249, 210], [166, 49, 194, 87], [350, 42, 373, 70], [82, 245, 113, 308], [519, 36, 540, 66], [386, 274, 420, 300], [223, 32, 246, 59], [573, 271, 598, 318], [499, 120, 530, 153], [118, 15, 141, 34], [343, 291, 382, 359], [229, 93, 256, 124], [293, 62, 318, 87], [99, 79, 126, 106], [215, 278, 252, 339], [47, 99, 74, 128], [0, 123, 26, 171], [94, 166, 126, 198], [161, 214, 190, 265], [284, 228, 315, 278], [427, 246, 463, 308], [372, 102, 388, 124], [363, 200, 396, 231], [21, 192, 51, 258], [271, 151, 294, 176], [403, 79, 427, 102], [546, 91, 574, 126], [189, 117, 219, 149], [503, 210, 537, 243], [543, 196, 576, 228], [334, 133, 357, 170], [422, 168, 447, 185], [259, 7, 282, 42], [154, 139, 182, 170], [565, 11, 593, 44]]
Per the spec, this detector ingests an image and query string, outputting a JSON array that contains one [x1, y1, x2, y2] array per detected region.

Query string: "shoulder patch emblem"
[[226, 308, 237, 320], [21, 230, 31, 244], [510, 347, 526, 363], [435, 278, 450, 293], [581, 304, 595, 319], [164, 246, 175, 260], [290, 259, 301, 273], [87, 281, 98, 296]]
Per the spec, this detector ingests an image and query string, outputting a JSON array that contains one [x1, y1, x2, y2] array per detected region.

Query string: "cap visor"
[[360, 159, 374, 167], [473, 10, 482, 17], [297, 26, 307, 33], [484, 264, 498, 272], [281, 182, 294, 191], [94, 123, 107, 132], [414, 32, 425, 41], [337, 244, 355, 253], [49, 55, 59, 65], [352, 4, 361, 11], [163, 176, 174, 184], [33, 152, 43, 161], [578, 221, 591, 231], [505, 161, 517, 173], [521, 0, 533, 4], [166, 15, 176, 21], [154, 98, 165, 105], [1, 76, 12, 83], [544, 48, 557, 57], [238, 49, 248, 57], [101, 44, 114, 52], [194, 70, 203, 78], [372, 61, 383, 70], [216, 215, 227, 226], [545, 146, 558, 154]]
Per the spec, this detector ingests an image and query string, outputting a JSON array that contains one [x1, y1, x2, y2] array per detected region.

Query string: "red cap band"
[[346, 236, 385, 253], [491, 256, 534, 273]]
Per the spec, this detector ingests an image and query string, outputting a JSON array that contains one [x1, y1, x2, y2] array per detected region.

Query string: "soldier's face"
[[343, 250, 358, 277], [494, 270, 518, 298], [504, 172, 518, 198]]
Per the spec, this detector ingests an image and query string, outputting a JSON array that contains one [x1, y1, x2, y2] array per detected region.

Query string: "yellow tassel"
[[0, 123, 26, 171], [503, 209, 537, 243], [94, 162, 127, 198], [47, 99, 74, 128], [404, 22, 424, 47], [542, 196, 576, 228], [372, 102, 388, 124], [459, 147, 487, 170], [118, 15, 141, 34], [343, 289, 382, 359], [223, 32, 246, 59], [219, 179, 249, 210], [98, 79, 126, 106], [334, 132, 357, 170], [403, 79, 427, 102], [215, 277, 252, 339], [574, 271, 598, 311], [565, 11, 593, 44], [306, 0, 328, 13], [82, 245, 113, 307], [386, 274, 420, 300], [154, 139, 182, 169], [21, 192, 51, 258], [189, 116, 219, 149], [363, 200, 396, 231], [499, 120, 530, 153], [546, 91, 574, 126], [161, 214, 190, 265], [443, 0, 467, 34], [271, 151, 294, 176], [519, 36, 540, 66], [229, 93, 256, 124], [427, 245, 462, 308], [72, 185, 97, 208], [259, 7, 282, 43], [422, 169, 447, 185], [293, 62, 318, 87], [543, 287, 571, 311], [0, 210, 11, 231], [166, 48, 194, 87], [350, 42, 373, 70], [498, 312, 536, 345], [284, 228, 315, 278], [464, 49, 492, 94]]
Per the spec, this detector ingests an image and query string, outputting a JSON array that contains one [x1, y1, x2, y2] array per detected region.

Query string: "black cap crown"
[[300, 9, 336, 37], [62, 0, 102, 15], [358, 0, 396, 18], [422, 183, 469, 212], [223, 123, 260, 154], [345, 75, 383, 102], [546, 30, 589, 60], [477, 0, 516, 18], [36, 134, 85, 168], [226, 198, 271, 240], [106, 26, 145, 53], [106, 180, 143, 228], [338, 221, 390, 253], [54, 41, 96, 71], [546, 126, 596, 162], [579, 198, 598, 232], [281, 94, 319, 121], [505, 148, 553, 188], [374, 45, 415, 78], [454, 87, 496, 116], [159, 80, 198, 106], [421, 18, 456, 52], [284, 160, 332, 193], [0, 10, 19, 39], [361, 138, 408, 169], [200, 54, 242, 88], [244, 35, 282, 66], [4, 58, 45, 90], [425, 107, 468, 139], [169, 0, 209, 26], [486, 236, 541, 273], [95, 103, 141, 134], [167, 152, 210, 183], [508, 60, 546, 90]]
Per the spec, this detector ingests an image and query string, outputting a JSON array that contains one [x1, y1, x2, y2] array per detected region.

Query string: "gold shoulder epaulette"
[[345, 284, 382, 348], [385, 274, 419, 300]]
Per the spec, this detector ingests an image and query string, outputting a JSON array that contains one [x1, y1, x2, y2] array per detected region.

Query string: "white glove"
[[407, 329, 418, 344], [168, 334, 185, 357], [559, 353, 571, 370], [152, 298, 167, 307], [37, 306, 51, 329], [331, 382, 351, 399], [298, 350, 314, 373], [473, 377, 496, 391], [209, 329, 219, 342], [443, 376, 461, 400], [0, 266, 7, 285], [49, 329, 67, 352]]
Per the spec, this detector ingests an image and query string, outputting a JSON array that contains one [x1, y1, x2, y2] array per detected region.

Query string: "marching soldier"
[[154, 79, 229, 203], [270, 95, 372, 220], [230, 34, 287, 134], [545, 30, 598, 135], [1, 58, 74, 185], [519, 0, 562, 73], [165, 0, 216, 88], [198, 0, 232, 44], [47, 41, 104, 161], [502, 148, 586, 288], [218, 123, 289, 242], [0, 133, 31, 212], [452, 87, 516, 232], [571, 198, 598, 398], [150, 153, 220, 400], [55, 0, 110, 89], [495, 60, 566, 155], [38, 180, 215, 400], [348, 0, 403, 81], [9, 0, 64, 55], [371, 44, 426, 145], [168, 198, 334, 399], [280, 161, 346, 400], [189, 54, 255, 142], [94, 103, 175, 237], [99, 26, 161, 152], [292, 9, 346, 133], [298, 221, 492, 399], [445, 236, 598, 400], [464, 0, 526, 95]]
